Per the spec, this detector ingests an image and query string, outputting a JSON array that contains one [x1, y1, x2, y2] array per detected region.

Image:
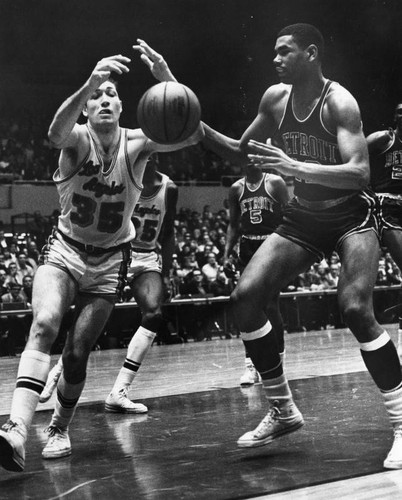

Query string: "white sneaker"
[[237, 401, 304, 448], [384, 425, 402, 469], [42, 425, 71, 459], [105, 388, 148, 414], [39, 361, 63, 403], [240, 364, 261, 386], [0, 420, 26, 471]]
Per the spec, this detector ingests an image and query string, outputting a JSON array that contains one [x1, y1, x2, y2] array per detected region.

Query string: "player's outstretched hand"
[[133, 39, 177, 83], [88, 55, 131, 90]]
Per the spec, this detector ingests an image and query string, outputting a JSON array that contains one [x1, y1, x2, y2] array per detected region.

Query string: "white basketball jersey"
[[54, 126, 142, 247], [131, 173, 170, 251]]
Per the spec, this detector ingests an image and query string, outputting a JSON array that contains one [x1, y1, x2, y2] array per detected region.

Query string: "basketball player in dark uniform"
[[202, 23, 402, 469], [367, 101, 402, 271], [223, 164, 288, 385]]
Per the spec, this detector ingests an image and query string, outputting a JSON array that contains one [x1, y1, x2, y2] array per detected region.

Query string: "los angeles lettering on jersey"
[[82, 177, 125, 198], [133, 204, 161, 217], [280, 132, 339, 164]]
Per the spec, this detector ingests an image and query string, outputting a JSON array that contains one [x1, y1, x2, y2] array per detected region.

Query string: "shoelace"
[[255, 406, 281, 435], [44, 425, 64, 439], [2, 419, 18, 432], [118, 388, 129, 398], [394, 427, 402, 439]]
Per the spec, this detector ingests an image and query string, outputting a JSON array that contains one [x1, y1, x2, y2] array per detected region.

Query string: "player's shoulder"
[[265, 172, 286, 187], [261, 83, 290, 105], [366, 129, 393, 153], [230, 177, 245, 191], [125, 127, 147, 141], [325, 81, 358, 109]]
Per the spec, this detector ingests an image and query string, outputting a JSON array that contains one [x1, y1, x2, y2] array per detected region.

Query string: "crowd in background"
[[0, 204, 401, 353]]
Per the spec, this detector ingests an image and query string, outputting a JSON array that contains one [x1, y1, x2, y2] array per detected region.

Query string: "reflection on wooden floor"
[[1, 324, 402, 499]]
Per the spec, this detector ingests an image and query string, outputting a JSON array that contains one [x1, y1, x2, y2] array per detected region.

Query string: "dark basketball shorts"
[[239, 235, 270, 270], [376, 194, 402, 237], [274, 191, 379, 261]]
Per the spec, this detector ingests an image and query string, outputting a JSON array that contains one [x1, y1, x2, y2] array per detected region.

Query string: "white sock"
[[262, 373, 293, 408], [10, 349, 50, 431], [382, 384, 402, 427], [111, 326, 156, 393]]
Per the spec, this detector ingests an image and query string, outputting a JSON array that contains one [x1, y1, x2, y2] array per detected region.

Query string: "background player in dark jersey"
[[223, 163, 289, 385], [40, 154, 178, 414], [366, 101, 402, 272], [202, 23, 402, 469]]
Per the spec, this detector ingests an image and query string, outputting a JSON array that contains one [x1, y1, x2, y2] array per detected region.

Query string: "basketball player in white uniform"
[[0, 43, 203, 472], [40, 154, 178, 414]]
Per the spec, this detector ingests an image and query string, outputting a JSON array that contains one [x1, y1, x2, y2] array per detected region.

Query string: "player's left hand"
[[247, 139, 295, 176], [133, 39, 178, 83]]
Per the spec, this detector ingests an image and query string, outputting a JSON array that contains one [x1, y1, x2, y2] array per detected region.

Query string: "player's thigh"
[[236, 233, 315, 300], [338, 230, 380, 305], [131, 272, 163, 312], [382, 229, 402, 270], [66, 294, 115, 355], [31, 264, 76, 323]]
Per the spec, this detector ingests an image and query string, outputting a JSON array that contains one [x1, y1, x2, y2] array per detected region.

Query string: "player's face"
[[85, 81, 122, 126], [395, 105, 402, 130], [273, 35, 308, 84]]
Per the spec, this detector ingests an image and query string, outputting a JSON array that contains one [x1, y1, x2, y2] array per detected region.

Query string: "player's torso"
[[238, 174, 282, 237], [131, 173, 169, 250], [272, 80, 351, 202], [54, 126, 142, 247], [370, 132, 402, 195]]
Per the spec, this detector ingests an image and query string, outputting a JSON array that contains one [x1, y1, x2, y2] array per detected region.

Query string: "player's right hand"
[[88, 55, 131, 89]]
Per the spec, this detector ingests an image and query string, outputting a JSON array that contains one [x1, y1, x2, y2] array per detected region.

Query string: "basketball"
[[137, 81, 201, 144]]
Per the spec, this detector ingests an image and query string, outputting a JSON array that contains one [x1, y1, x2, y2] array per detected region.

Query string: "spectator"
[[5, 262, 20, 287], [201, 252, 220, 284], [0, 269, 8, 296], [15, 253, 34, 282], [21, 275, 33, 305]]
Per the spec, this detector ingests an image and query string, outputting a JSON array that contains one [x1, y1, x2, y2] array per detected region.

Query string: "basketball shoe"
[[42, 425, 71, 459], [240, 362, 261, 386], [384, 425, 402, 469], [237, 401, 304, 448], [105, 388, 148, 414], [0, 419, 26, 471], [39, 361, 63, 403]]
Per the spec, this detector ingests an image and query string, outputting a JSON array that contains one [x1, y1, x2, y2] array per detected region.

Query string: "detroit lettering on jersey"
[[240, 196, 274, 217], [281, 131, 339, 164], [79, 160, 125, 198], [385, 150, 402, 179]]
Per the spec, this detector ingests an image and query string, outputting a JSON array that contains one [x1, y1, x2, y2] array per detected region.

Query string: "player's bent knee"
[[142, 312, 163, 332], [29, 314, 60, 344]]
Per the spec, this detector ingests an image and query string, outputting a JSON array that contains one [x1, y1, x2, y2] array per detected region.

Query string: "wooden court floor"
[[1, 324, 402, 499]]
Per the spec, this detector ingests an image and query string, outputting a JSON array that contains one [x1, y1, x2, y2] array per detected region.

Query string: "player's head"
[[394, 101, 402, 130], [83, 78, 122, 128], [274, 23, 324, 83]]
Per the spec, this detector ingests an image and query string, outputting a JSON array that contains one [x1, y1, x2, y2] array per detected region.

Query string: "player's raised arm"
[[202, 86, 280, 167], [48, 55, 131, 149], [133, 39, 177, 83]]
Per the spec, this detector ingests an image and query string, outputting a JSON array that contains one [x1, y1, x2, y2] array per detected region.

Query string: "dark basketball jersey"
[[238, 173, 282, 237], [272, 80, 352, 202], [370, 131, 402, 194]]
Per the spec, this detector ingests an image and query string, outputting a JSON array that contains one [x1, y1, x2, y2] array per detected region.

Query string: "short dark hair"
[[278, 23, 324, 59]]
